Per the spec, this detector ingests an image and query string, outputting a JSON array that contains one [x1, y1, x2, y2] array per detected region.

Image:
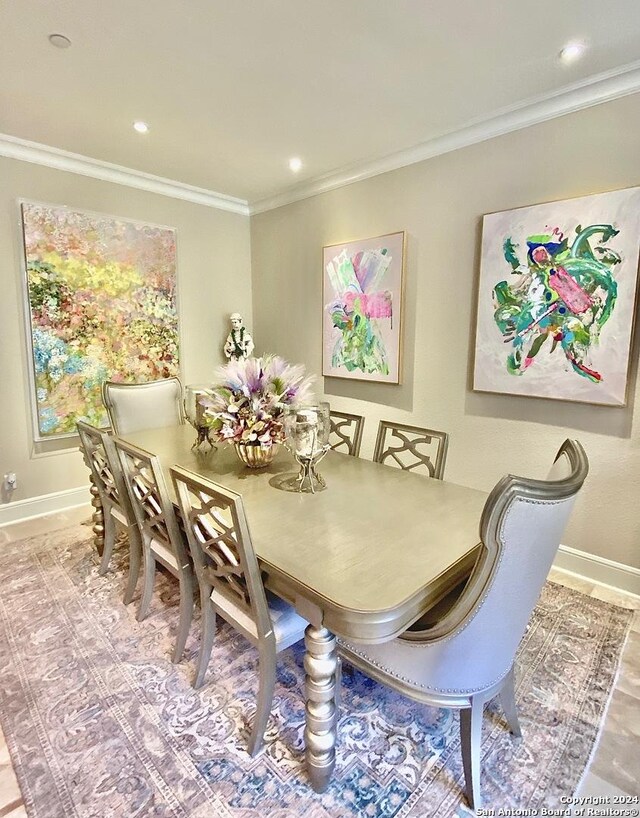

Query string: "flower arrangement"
[[201, 355, 314, 448]]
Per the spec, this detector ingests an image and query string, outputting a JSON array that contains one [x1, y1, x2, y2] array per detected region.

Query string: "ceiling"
[[1, 0, 639, 206]]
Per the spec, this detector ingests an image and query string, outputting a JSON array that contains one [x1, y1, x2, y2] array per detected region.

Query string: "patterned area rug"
[[0, 524, 631, 818]]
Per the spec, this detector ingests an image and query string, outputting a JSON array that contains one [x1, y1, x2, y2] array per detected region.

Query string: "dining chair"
[[171, 465, 308, 756], [338, 439, 589, 810], [102, 377, 185, 435], [77, 421, 142, 605], [329, 410, 365, 457], [113, 437, 194, 663], [373, 420, 449, 479]]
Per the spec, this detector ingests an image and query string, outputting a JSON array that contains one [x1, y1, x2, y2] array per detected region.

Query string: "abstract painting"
[[21, 202, 179, 439], [323, 231, 404, 383], [473, 187, 640, 406]]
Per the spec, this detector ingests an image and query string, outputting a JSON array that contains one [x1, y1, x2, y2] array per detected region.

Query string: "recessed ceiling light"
[[559, 42, 586, 64], [133, 121, 149, 134], [289, 157, 302, 173], [48, 33, 72, 49]]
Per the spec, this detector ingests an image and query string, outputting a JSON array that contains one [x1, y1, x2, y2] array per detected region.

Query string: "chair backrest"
[[77, 420, 128, 514], [373, 420, 449, 479], [102, 377, 184, 435], [171, 465, 272, 640], [113, 437, 189, 569], [329, 411, 365, 457], [402, 439, 589, 694]]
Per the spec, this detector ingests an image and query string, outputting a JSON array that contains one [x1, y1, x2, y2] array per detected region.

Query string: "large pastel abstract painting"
[[473, 188, 640, 406], [21, 202, 179, 439], [323, 231, 405, 383]]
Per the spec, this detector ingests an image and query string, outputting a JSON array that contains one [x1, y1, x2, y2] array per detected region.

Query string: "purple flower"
[[204, 354, 315, 446]]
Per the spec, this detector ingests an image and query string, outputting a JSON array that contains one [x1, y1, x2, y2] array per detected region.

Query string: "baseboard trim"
[[554, 544, 640, 597], [0, 486, 91, 527]]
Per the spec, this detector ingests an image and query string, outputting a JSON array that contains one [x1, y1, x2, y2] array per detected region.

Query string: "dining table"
[[103, 423, 488, 792]]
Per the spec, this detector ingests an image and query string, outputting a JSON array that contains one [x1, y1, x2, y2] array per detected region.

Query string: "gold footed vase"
[[234, 442, 279, 468]]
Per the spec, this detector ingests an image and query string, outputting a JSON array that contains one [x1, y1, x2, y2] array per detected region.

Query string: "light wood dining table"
[[114, 423, 488, 792]]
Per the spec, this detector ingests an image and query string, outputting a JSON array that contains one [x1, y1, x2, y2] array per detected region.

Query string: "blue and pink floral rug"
[[0, 524, 631, 818]]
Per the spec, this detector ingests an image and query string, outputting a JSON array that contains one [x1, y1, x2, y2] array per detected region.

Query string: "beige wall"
[[251, 93, 640, 569], [0, 156, 251, 503]]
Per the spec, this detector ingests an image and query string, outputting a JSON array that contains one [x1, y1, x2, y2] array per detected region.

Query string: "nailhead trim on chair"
[[338, 638, 511, 695], [339, 495, 571, 696]]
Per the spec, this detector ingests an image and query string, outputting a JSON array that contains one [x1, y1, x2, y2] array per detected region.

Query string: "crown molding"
[[249, 60, 640, 215], [3, 59, 639, 217], [0, 134, 250, 216]]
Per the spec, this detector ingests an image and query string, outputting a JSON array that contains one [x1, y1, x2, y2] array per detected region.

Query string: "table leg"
[[303, 624, 339, 792], [88, 474, 105, 558]]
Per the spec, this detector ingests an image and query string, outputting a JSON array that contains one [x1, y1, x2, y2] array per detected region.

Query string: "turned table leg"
[[304, 624, 339, 793], [88, 473, 105, 558]]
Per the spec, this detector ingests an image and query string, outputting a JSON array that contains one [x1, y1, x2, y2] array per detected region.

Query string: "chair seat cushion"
[[266, 593, 307, 649], [149, 537, 179, 573], [111, 505, 129, 527], [212, 589, 306, 650]]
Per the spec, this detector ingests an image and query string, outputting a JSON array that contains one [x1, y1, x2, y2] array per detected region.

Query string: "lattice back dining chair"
[[338, 439, 589, 810], [113, 438, 194, 664], [102, 377, 184, 435], [373, 420, 449, 479], [171, 465, 308, 756], [329, 411, 365, 457], [77, 421, 142, 605]]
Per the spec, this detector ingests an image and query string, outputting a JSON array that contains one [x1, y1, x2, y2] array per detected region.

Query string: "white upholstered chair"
[[102, 377, 184, 435], [373, 420, 449, 479], [329, 411, 365, 457], [338, 439, 589, 810], [171, 465, 308, 756], [77, 421, 142, 604], [114, 437, 194, 663]]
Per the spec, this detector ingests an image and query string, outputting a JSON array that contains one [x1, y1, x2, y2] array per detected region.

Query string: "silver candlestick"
[[184, 384, 216, 451]]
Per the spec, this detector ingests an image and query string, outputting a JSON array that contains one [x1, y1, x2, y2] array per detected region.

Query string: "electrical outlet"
[[4, 473, 17, 491]]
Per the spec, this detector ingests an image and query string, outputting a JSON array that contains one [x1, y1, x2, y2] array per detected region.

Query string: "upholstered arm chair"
[[339, 439, 589, 810], [102, 377, 184, 435]]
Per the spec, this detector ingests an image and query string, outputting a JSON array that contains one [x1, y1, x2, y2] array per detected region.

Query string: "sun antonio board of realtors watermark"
[[476, 796, 639, 818]]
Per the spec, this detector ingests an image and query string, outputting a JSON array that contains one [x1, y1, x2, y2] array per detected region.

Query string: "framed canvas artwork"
[[21, 202, 180, 440], [322, 231, 405, 383], [473, 187, 640, 406]]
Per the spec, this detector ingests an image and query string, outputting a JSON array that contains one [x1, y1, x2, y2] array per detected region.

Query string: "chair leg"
[[194, 583, 216, 689], [247, 638, 277, 757], [123, 527, 142, 605], [460, 696, 484, 811], [172, 569, 194, 664], [137, 546, 156, 622], [499, 666, 522, 738], [98, 511, 116, 576]]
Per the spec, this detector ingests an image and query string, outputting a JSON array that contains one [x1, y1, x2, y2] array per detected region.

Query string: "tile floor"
[[0, 510, 638, 816]]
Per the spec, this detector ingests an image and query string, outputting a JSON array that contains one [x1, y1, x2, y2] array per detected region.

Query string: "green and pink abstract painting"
[[323, 231, 404, 383], [21, 203, 179, 439], [474, 188, 640, 406]]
